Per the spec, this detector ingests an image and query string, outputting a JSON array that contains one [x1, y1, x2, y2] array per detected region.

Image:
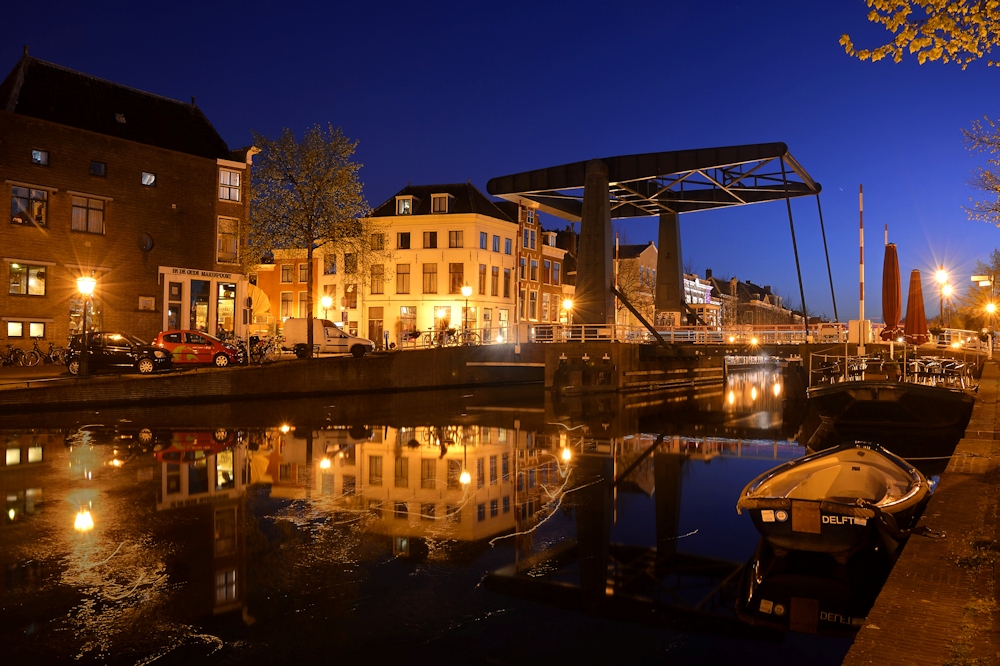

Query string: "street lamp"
[[76, 273, 97, 376], [461, 284, 472, 334], [562, 298, 573, 324], [935, 267, 949, 326], [321, 295, 333, 320], [987, 302, 996, 360], [941, 283, 953, 328]]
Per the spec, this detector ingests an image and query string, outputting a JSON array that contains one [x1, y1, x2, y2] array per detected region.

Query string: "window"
[[9, 263, 46, 296], [502, 453, 509, 481], [542, 293, 550, 322], [90, 161, 106, 177], [448, 263, 464, 294], [343, 475, 356, 496], [298, 263, 309, 282], [397, 232, 410, 249], [215, 570, 237, 604], [421, 459, 436, 489], [477, 458, 485, 489], [423, 231, 437, 249], [478, 264, 487, 295], [518, 288, 526, 319], [490, 499, 498, 518], [421, 503, 436, 520], [141, 172, 156, 186], [523, 229, 529, 249], [504, 238, 512, 255], [553, 262, 561, 285], [503, 496, 510, 513], [394, 501, 408, 519], [480, 232, 488, 249], [530, 230, 536, 249], [397, 264, 410, 293], [368, 455, 383, 485], [449, 230, 463, 248], [371, 264, 384, 294], [543, 260, 551, 284], [397, 196, 413, 215], [345, 253, 357, 274], [447, 460, 462, 490], [69, 196, 105, 234], [530, 260, 538, 281], [217, 217, 238, 263], [219, 169, 241, 201], [490, 455, 497, 485], [324, 254, 337, 275], [491, 266, 499, 296], [371, 233, 385, 250], [394, 456, 408, 487], [344, 284, 357, 308], [529, 290, 538, 319], [11, 187, 48, 226], [280, 292, 293, 318], [477, 503, 486, 522], [31, 150, 49, 166], [422, 263, 437, 293], [280, 265, 293, 283], [519, 258, 527, 280], [526, 209, 535, 225], [431, 194, 450, 213], [447, 505, 461, 523], [6, 321, 45, 338], [503, 269, 511, 298], [298, 291, 308, 317], [492, 235, 500, 252]]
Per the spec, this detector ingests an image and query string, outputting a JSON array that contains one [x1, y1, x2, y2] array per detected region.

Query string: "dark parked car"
[[65, 331, 173, 375]]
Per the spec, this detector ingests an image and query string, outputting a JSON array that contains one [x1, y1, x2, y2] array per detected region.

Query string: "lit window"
[[396, 264, 410, 294], [298, 264, 309, 282], [71, 196, 105, 234], [423, 231, 437, 249], [280, 292, 293, 318], [6, 322, 22, 337], [90, 161, 106, 177], [219, 169, 241, 201], [217, 217, 238, 263], [396, 196, 413, 215], [11, 187, 48, 226], [449, 230, 463, 248], [371, 264, 384, 294], [9, 263, 46, 296], [215, 570, 237, 604], [6, 448, 20, 465], [141, 172, 156, 186], [31, 150, 48, 166]]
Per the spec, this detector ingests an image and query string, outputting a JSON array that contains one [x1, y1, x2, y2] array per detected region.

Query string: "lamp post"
[[76, 274, 97, 376], [461, 284, 472, 334], [973, 274, 996, 358], [935, 267, 948, 326], [321, 295, 333, 320], [941, 283, 952, 328], [562, 298, 573, 325], [988, 302, 996, 360]]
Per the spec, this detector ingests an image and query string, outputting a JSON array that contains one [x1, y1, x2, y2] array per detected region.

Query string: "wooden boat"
[[736, 442, 930, 560]]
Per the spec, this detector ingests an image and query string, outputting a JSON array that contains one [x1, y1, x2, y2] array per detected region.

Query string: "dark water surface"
[[2, 368, 865, 665]]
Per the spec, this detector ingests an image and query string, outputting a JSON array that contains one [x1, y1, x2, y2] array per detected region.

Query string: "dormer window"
[[396, 196, 414, 215], [431, 194, 453, 214]]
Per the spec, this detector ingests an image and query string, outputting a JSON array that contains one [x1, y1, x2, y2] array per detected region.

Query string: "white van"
[[281, 318, 375, 358]]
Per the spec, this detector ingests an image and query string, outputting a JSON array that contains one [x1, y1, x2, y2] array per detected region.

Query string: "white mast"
[[859, 185, 865, 356]]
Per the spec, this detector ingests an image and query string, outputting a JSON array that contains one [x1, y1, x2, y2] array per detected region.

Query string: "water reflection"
[[0, 366, 862, 664]]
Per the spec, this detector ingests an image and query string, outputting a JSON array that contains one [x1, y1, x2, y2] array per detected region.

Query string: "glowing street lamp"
[[76, 273, 97, 376], [461, 284, 472, 334], [321, 295, 333, 320]]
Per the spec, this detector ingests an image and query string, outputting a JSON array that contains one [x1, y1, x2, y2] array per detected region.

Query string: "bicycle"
[[0, 344, 29, 367], [249, 335, 283, 364], [456, 329, 480, 346], [30, 337, 63, 365]]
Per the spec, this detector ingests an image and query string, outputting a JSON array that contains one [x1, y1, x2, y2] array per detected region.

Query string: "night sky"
[[10, 0, 1000, 322]]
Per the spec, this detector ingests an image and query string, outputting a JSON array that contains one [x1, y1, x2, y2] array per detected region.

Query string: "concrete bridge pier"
[[656, 211, 685, 324]]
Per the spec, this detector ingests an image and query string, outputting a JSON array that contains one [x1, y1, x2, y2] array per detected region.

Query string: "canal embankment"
[[843, 361, 1000, 666]]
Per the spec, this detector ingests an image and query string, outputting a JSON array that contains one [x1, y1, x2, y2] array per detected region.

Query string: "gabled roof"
[[617, 241, 656, 260], [0, 54, 233, 160], [371, 183, 516, 223]]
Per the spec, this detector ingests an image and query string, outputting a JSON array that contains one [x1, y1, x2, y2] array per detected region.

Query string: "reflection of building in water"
[[250, 424, 571, 553], [2, 432, 50, 528], [724, 367, 784, 430], [155, 431, 249, 618]]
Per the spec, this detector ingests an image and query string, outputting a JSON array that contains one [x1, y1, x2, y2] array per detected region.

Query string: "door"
[[185, 332, 214, 364]]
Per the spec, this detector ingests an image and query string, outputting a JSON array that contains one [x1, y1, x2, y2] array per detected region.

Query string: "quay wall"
[[843, 361, 1000, 665], [0, 343, 546, 414]]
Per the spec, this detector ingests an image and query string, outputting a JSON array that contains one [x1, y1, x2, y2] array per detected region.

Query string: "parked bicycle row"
[[0, 337, 68, 367]]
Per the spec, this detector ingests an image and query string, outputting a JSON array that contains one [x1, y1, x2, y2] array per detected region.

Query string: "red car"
[[152, 330, 243, 367]]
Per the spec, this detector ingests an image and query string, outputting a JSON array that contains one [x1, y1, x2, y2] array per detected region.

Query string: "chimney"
[[705, 268, 713, 280]]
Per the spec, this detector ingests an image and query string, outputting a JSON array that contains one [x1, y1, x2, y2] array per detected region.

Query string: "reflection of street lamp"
[[74, 508, 94, 532], [321, 295, 333, 320], [461, 284, 472, 332], [460, 440, 471, 485], [76, 273, 97, 377]]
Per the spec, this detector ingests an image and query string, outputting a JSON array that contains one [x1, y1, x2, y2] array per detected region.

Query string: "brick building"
[[0, 50, 252, 346]]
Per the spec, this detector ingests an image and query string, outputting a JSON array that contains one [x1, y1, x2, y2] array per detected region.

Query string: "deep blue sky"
[[10, 0, 1000, 322]]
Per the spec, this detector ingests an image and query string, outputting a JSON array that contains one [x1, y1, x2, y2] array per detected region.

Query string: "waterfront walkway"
[[844, 362, 1000, 665]]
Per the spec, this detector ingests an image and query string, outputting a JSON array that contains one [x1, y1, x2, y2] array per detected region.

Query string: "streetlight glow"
[[74, 509, 94, 532]]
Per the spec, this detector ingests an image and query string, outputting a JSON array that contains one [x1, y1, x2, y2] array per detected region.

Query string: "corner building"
[[0, 52, 252, 345]]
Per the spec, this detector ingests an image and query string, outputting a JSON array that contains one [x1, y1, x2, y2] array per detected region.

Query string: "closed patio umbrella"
[[904, 269, 929, 346], [880, 243, 902, 342]]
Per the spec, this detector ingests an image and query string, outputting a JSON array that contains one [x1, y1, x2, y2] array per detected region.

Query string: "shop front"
[[158, 266, 250, 338]]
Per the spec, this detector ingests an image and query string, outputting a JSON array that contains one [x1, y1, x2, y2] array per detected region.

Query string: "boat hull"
[[806, 380, 974, 433], [737, 443, 930, 560]]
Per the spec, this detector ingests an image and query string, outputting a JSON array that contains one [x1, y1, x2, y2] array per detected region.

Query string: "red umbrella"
[[904, 269, 929, 345], [880, 244, 902, 341]]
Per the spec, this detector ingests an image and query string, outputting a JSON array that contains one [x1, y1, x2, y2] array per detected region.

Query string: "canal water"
[[2, 367, 885, 665]]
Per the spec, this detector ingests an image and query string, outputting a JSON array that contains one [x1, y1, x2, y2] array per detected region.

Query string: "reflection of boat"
[[737, 539, 892, 636], [736, 442, 930, 560]]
